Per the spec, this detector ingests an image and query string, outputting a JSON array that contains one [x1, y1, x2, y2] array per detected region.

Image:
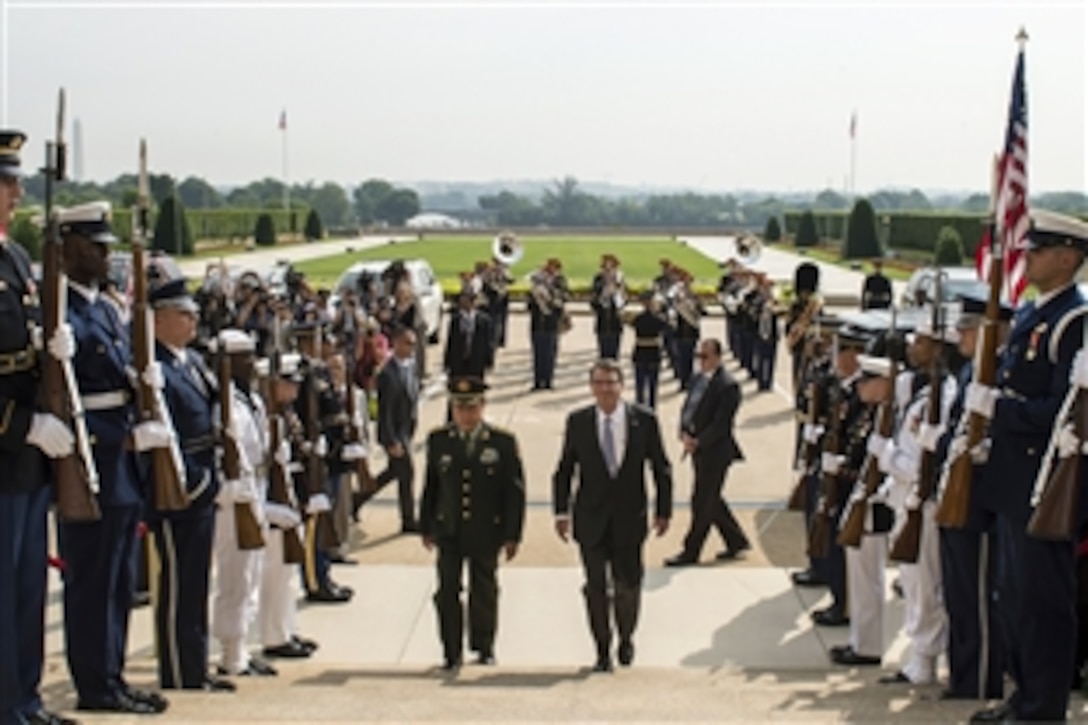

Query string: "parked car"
[[329, 259, 444, 344], [900, 266, 988, 309], [107, 249, 184, 299]]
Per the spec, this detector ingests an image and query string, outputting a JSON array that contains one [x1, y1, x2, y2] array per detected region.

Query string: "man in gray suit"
[[365, 326, 420, 532], [552, 359, 672, 673]]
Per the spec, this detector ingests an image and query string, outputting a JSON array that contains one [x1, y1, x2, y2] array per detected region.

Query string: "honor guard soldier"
[[629, 291, 671, 409], [590, 254, 625, 360], [58, 202, 172, 714], [420, 377, 526, 672], [149, 276, 235, 693], [967, 211, 1088, 724], [860, 259, 893, 310], [0, 130, 79, 725], [786, 262, 821, 392], [936, 291, 1013, 701]]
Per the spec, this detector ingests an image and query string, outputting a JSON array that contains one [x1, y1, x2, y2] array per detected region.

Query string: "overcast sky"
[[1, 0, 1083, 193]]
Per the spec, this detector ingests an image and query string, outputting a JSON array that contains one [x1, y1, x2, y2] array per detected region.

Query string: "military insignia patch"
[[479, 447, 499, 464], [439, 453, 452, 467], [1026, 322, 1047, 362]]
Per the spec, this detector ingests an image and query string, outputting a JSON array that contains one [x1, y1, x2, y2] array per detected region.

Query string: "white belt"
[[82, 390, 130, 411]]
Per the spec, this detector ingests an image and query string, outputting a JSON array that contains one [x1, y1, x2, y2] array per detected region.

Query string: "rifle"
[[131, 139, 187, 512], [301, 351, 340, 593], [40, 89, 100, 522], [891, 288, 946, 562], [936, 157, 1002, 528], [217, 347, 265, 550], [1027, 323, 1088, 541], [807, 380, 846, 559], [342, 296, 375, 495], [788, 374, 825, 512], [261, 327, 305, 563], [838, 316, 900, 548]]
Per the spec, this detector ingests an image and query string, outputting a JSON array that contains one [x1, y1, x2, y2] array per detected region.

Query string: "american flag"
[[278, 109, 287, 131], [849, 111, 856, 140], [976, 43, 1029, 304]]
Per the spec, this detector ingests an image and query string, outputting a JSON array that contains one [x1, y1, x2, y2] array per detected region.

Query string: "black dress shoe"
[[328, 553, 358, 565], [22, 710, 79, 725], [400, 522, 421, 535], [306, 586, 352, 604], [124, 687, 169, 713], [830, 647, 881, 666], [77, 693, 159, 714], [201, 677, 236, 693], [131, 590, 152, 608], [218, 658, 278, 677], [878, 671, 912, 684], [811, 607, 850, 627], [664, 554, 698, 567], [791, 570, 828, 588], [716, 543, 751, 561], [969, 704, 1014, 723], [263, 640, 313, 659], [292, 634, 318, 653], [617, 640, 634, 667], [441, 658, 461, 673], [592, 656, 613, 673], [473, 651, 496, 665]]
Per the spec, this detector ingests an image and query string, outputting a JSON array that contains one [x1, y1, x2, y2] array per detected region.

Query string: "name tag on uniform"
[[479, 447, 499, 465]]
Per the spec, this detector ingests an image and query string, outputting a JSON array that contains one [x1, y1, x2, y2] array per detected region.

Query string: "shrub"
[[304, 208, 324, 242], [254, 213, 277, 247], [934, 226, 964, 265], [843, 198, 882, 259], [152, 196, 194, 256], [763, 216, 782, 243], [795, 210, 819, 248]]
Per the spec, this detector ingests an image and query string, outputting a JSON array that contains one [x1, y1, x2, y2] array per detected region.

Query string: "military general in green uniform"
[[420, 376, 526, 672]]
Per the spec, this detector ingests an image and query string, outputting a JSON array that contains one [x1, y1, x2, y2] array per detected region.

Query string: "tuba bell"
[[492, 230, 524, 266], [732, 235, 762, 266]]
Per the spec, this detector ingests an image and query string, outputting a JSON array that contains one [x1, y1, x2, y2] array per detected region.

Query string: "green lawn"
[[293, 236, 723, 293], [795, 245, 916, 281]]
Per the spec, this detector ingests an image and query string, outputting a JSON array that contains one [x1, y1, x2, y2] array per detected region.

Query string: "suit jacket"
[[443, 311, 494, 378], [377, 358, 419, 449], [981, 284, 1086, 522], [420, 422, 525, 555], [152, 342, 219, 518], [681, 367, 744, 468], [552, 402, 672, 548]]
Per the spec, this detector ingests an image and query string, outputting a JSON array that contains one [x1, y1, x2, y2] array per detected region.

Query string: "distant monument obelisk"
[[72, 117, 84, 182]]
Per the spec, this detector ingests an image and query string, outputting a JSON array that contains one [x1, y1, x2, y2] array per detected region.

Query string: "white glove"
[[820, 452, 845, 475], [918, 422, 944, 453], [342, 443, 367, 462], [141, 361, 165, 391], [947, 434, 967, 462], [132, 421, 172, 452], [313, 435, 329, 458], [802, 423, 825, 444], [232, 479, 257, 504], [215, 479, 238, 506], [867, 433, 889, 459], [970, 438, 992, 465], [903, 488, 922, 512], [1071, 349, 1088, 389], [965, 382, 999, 420], [869, 477, 894, 506], [26, 413, 75, 458], [877, 440, 897, 474], [264, 502, 302, 529], [306, 493, 332, 514], [46, 323, 77, 361], [273, 440, 292, 467]]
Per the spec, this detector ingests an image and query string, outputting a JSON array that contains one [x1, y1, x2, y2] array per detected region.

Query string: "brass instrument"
[[786, 293, 822, 349], [599, 266, 626, 310], [673, 281, 701, 329], [492, 230, 523, 266]]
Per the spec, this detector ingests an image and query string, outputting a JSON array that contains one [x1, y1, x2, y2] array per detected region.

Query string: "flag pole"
[[280, 109, 289, 213], [849, 110, 857, 199]]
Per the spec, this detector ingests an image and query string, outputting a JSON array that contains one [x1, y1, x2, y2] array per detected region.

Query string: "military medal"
[[1026, 322, 1047, 361], [479, 447, 499, 464]]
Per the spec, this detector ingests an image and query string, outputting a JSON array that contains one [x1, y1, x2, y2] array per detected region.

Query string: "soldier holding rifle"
[[0, 127, 84, 725], [965, 211, 1088, 724]]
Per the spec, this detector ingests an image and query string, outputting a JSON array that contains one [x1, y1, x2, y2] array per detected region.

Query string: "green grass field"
[[293, 236, 723, 293]]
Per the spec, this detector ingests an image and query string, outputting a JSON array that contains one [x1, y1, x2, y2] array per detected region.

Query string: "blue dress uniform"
[[0, 128, 57, 725], [528, 263, 563, 390], [56, 205, 150, 711], [753, 286, 779, 392], [147, 279, 222, 690], [590, 263, 624, 361], [974, 212, 1088, 722]]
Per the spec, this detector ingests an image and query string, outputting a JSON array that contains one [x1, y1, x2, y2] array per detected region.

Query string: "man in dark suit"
[[552, 359, 672, 673], [443, 292, 494, 382], [665, 338, 749, 566], [364, 326, 420, 532], [420, 377, 525, 671]]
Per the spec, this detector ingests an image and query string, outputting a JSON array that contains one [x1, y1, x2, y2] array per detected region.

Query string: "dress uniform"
[[0, 130, 80, 725], [528, 261, 563, 391], [148, 277, 233, 692], [969, 211, 1088, 723], [752, 277, 780, 392], [629, 294, 670, 410], [860, 261, 893, 310], [420, 378, 526, 670], [58, 202, 172, 714], [717, 262, 740, 357], [590, 256, 625, 360]]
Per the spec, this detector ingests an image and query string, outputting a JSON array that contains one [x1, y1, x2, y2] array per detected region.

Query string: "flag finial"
[[1016, 26, 1028, 45]]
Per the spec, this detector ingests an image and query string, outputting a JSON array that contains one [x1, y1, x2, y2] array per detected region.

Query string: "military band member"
[[653, 259, 679, 374], [553, 359, 673, 672], [0, 130, 80, 725], [591, 254, 625, 360], [150, 276, 234, 693], [57, 202, 172, 714], [528, 258, 564, 391], [787, 262, 821, 393], [483, 259, 512, 349], [629, 292, 670, 410], [937, 292, 1013, 701], [672, 270, 703, 391], [420, 377, 526, 672], [717, 259, 741, 359], [752, 273, 781, 392], [967, 211, 1088, 724], [860, 259, 893, 310], [210, 329, 277, 677]]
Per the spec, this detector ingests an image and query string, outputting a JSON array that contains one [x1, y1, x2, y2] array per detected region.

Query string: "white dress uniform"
[[210, 334, 268, 675]]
